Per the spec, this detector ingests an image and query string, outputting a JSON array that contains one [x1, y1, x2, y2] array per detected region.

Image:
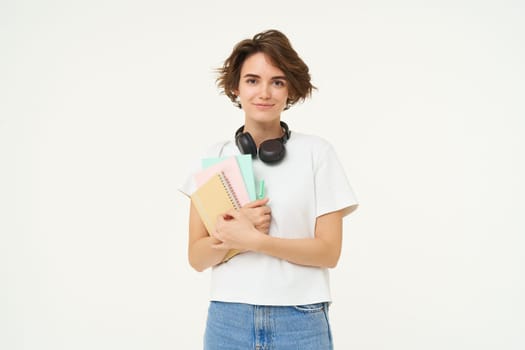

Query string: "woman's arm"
[[213, 209, 344, 268], [188, 202, 229, 272]]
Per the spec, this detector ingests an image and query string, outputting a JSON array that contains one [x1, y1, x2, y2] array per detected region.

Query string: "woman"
[[181, 29, 358, 350]]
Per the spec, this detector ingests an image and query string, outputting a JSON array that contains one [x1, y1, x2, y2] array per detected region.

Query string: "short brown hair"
[[216, 29, 316, 108]]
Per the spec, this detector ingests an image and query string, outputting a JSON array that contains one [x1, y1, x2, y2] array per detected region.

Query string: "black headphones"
[[235, 121, 291, 164]]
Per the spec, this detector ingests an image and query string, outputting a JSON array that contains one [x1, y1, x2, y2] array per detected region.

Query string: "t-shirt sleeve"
[[179, 158, 200, 197], [178, 141, 227, 197], [314, 144, 358, 218]]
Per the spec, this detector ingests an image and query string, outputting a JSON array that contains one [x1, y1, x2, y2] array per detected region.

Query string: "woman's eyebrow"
[[242, 73, 287, 80]]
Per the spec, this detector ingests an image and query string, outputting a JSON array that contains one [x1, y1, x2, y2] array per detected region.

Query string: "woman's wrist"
[[250, 229, 269, 253]]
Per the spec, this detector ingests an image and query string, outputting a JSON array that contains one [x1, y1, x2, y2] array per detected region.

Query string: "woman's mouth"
[[254, 103, 274, 110]]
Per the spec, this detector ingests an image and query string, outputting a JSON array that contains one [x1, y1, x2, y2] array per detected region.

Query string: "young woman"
[[180, 29, 358, 350]]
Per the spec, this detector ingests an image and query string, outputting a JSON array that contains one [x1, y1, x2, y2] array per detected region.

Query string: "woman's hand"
[[212, 208, 266, 252], [239, 198, 271, 234]]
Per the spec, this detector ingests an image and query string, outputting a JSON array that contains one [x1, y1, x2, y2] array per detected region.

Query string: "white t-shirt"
[[180, 131, 358, 305]]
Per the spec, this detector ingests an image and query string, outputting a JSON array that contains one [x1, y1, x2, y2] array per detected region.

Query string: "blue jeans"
[[204, 301, 333, 350]]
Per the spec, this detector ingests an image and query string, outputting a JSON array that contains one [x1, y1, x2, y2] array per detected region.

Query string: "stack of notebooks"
[[191, 154, 257, 262]]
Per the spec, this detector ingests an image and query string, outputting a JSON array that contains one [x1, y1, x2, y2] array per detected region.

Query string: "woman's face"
[[235, 52, 289, 125]]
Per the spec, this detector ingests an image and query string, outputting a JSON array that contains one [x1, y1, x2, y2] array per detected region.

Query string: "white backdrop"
[[1, 1, 524, 349]]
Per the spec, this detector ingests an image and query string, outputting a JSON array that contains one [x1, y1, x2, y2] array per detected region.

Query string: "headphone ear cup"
[[236, 132, 257, 157], [258, 138, 286, 163]]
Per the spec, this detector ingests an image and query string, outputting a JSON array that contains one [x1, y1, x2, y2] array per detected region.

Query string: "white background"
[[1, 1, 524, 349]]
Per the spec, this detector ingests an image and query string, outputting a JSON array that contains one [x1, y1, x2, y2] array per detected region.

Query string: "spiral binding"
[[218, 172, 241, 209]]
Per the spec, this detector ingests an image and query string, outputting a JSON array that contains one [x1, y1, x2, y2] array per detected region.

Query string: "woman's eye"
[[273, 80, 285, 87], [246, 79, 257, 84]]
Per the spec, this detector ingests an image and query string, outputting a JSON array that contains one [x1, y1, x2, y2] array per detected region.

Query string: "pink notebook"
[[193, 156, 250, 206]]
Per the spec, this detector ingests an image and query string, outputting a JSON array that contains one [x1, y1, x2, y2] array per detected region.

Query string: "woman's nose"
[[259, 84, 271, 99]]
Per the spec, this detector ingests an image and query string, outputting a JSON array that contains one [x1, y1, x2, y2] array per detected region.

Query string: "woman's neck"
[[243, 120, 283, 148]]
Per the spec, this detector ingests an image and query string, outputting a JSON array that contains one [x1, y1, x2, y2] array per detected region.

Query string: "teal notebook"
[[202, 154, 257, 201]]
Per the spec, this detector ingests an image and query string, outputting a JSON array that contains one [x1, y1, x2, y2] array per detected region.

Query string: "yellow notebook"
[[190, 172, 241, 262]]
